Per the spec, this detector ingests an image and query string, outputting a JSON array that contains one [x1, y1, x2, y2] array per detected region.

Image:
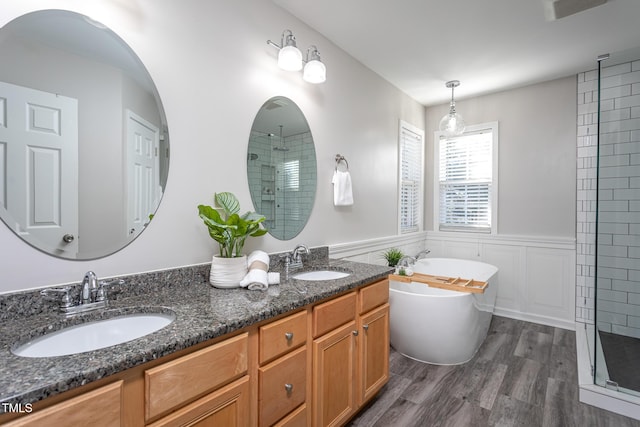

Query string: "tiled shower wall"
[[576, 58, 640, 338], [247, 130, 316, 238]]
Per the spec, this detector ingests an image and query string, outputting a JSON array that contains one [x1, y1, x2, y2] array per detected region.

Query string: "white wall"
[[425, 77, 577, 237], [423, 78, 578, 329], [0, 0, 425, 293]]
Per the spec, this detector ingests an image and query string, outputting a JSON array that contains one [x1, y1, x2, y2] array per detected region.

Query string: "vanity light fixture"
[[274, 29, 302, 71], [267, 30, 326, 83], [439, 80, 466, 137], [303, 46, 326, 84]]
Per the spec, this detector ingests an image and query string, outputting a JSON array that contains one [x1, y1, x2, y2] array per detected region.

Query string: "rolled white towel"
[[268, 272, 280, 285], [240, 269, 269, 290], [247, 250, 270, 266], [240, 250, 272, 291]]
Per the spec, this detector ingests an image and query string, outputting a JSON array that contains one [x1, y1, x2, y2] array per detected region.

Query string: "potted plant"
[[381, 247, 405, 267], [198, 192, 267, 288]]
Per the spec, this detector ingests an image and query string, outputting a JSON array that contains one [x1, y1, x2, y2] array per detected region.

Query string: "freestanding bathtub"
[[389, 257, 498, 365]]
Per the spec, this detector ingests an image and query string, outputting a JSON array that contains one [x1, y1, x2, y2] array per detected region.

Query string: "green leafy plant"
[[198, 192, 267, 258], [381, 247, 405, 267]]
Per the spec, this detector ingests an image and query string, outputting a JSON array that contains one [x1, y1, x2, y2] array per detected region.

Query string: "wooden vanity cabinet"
[[258, 310, 309, 427], [2, 381, 124, 427], [311, 279, 390, 427], [145, 332, 250, 425], [1, 278, 389, 427]]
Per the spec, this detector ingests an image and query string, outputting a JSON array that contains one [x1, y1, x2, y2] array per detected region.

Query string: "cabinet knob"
[[363, 324, 369, 331], [285, 332, 294, 341], [284, 383, 293, 394], [62, 234, 75, 243], [352, 330, 359, 336]]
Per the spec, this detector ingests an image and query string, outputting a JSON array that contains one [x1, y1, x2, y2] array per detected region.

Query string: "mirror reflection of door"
[[126, 110, 160, 239], [0, 81, 79, 256]]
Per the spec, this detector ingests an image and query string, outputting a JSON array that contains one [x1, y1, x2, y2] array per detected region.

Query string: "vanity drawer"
[[3, 381, 123, 427], [260, 310, 307, 364], [312, 291, 356, 338], [259, 346, 307, 427], [273, 403, 307, 427], [145, 332, 248, 421], [359, 279, 389, 314]]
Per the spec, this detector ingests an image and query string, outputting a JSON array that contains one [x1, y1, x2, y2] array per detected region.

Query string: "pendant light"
[[439, 80, 466, 137]]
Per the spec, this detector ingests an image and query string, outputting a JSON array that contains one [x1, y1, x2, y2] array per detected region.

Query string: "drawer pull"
[[285, 383, 293, 394], [285, 332, 294, 341]]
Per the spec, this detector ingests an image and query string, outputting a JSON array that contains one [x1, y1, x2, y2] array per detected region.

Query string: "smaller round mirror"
[[247, 97, 317, 240]]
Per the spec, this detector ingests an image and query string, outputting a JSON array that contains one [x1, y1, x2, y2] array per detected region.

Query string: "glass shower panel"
[[595, 47, 640, 396]]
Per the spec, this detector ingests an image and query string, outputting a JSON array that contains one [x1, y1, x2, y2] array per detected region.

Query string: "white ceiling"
[[272, 0, 640, 106]]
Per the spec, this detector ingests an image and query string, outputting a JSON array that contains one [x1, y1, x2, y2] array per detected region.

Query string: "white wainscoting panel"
[[329, 231, 576, 330], [428, 232, 576, 330]]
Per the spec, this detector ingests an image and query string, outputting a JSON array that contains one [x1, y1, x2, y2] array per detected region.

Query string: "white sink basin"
[[12, 312, 175, 358], [292, 270, 350, 281]]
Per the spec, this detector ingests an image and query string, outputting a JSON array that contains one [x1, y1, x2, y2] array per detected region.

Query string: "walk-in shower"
[[577, 46, 640, 419], [594, 47, 640, 400]]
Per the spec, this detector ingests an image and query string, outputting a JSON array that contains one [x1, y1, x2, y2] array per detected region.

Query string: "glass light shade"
[[303, 59, 326, 83], [278, 45, 303, 71], [439, 110, 466, 137]]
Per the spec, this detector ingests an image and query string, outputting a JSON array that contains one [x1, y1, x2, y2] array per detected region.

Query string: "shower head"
[[273, 124, 288, 151]]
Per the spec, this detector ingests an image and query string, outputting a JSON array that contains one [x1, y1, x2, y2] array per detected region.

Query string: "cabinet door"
[[147, 376, 250, 427], [312, 321, 357, 427], [359, 303, 390, 405]]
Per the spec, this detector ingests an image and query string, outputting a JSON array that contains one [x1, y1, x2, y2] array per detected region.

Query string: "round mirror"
[[247, 97, 316, 240], [0, 10, 169, 259]]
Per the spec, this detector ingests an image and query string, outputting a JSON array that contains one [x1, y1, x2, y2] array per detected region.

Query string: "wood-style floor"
[[347, 316, 640, 427]]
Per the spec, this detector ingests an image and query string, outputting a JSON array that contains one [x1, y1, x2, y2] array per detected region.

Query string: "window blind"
[[400, 125, 423, 234], [283, 160, 299, 191], [438, 131, 493, 232]]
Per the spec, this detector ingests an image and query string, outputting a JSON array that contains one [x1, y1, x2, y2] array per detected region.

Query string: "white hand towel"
[[332, 170, 354, 206], [240, 250, 270, 291]]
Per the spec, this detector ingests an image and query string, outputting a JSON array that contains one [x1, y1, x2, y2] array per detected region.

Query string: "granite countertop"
[[0, 251, 392, 409]]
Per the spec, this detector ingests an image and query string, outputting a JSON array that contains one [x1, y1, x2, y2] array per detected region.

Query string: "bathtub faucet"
[[415, 249, 431, 260], [397, 256, 416, 268]]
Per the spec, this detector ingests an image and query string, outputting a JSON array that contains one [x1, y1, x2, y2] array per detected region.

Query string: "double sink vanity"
[[0, 247, 392, 426], [0, 9, 390, 427]]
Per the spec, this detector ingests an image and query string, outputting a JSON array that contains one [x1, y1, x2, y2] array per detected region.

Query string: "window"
[[398, 121, 424, 234], [435, 122, 498, 233]]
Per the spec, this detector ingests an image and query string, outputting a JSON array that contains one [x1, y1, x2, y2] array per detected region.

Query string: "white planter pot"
[[209, 255, 248, 288]]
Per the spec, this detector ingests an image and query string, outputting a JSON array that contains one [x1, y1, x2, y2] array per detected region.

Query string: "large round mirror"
[[247, 97, 316, 240], [0, 10, 169, 259]]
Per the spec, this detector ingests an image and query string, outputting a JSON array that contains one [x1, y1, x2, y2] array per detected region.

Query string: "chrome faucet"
[[397, 250, 431, 270], [82, 271, 98, 304], [281, 244, 310, 272], [292, 244, 310, 264], [41, 271, 124, 317], [415, 249, 431, 260]]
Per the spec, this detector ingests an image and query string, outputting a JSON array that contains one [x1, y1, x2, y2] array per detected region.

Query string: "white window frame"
[[433, 121, 499, 234], [398, 120, 425, 234]]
